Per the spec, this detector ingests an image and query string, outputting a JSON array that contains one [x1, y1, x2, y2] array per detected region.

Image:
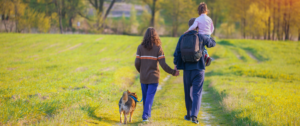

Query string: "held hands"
[[173, 65, 180, 76], [174, 70, 180, 76]]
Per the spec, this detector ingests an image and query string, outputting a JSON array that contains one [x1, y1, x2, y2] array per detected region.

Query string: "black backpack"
[[180, 33, 203, 63]]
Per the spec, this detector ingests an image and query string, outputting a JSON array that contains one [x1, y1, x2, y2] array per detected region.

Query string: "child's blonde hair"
[[198, 2, 208, 15]]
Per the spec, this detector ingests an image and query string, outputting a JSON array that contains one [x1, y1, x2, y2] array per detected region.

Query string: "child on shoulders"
[[186, 2, 214, 66]]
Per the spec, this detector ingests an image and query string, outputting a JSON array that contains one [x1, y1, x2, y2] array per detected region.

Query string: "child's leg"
[[203, 47, 209, 57], [202, 34, 212, 66], [203, 35, 211, 57]]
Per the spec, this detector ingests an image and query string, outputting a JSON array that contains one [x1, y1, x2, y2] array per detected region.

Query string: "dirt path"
[[232, 50, 242, 60], [137, 75, 215, 126], [246, 51, 259, 62]]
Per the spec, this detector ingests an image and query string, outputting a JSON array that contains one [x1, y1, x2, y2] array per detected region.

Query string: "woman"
[[135, 27, 179, 121]]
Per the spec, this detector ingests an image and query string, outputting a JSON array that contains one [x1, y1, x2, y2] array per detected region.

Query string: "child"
[[186, 2, 213, 66], [135, 27, 179, 121]]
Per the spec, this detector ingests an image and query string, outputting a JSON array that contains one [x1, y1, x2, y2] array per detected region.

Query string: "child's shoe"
[[204, 54, 212, 66]]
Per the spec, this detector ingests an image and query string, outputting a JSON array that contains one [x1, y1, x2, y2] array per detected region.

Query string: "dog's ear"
[[132, 93, 136, 95], [127, 90, 130, 93]]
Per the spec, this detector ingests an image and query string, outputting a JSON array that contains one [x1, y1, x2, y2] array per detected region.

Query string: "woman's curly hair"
[[141, 27, 161, 50]]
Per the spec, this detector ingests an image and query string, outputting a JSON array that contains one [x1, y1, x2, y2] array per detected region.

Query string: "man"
[[173, 18, 216, 124]]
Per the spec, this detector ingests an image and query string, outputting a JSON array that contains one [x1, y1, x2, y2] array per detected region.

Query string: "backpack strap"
[[194, 33, 204, 53]]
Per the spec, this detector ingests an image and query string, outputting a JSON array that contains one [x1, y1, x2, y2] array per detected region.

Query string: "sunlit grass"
[[205, 39, 300, 125], [0, 34, 299, 125], [0, 33, 176, 125]]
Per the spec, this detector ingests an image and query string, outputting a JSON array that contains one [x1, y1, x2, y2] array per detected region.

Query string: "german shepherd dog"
[[119, 90, 138, 124]]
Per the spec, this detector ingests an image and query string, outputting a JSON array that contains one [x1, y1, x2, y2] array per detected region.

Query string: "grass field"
[[0, 33, 299, 125]]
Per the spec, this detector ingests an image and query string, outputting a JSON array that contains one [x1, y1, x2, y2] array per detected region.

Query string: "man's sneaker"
[[184, 115, 191, 121], [142, 119, 149, 122], [191, 116, 199, 124]]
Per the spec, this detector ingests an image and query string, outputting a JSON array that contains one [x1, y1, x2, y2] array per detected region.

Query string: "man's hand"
[[174, 65, 177, 70]]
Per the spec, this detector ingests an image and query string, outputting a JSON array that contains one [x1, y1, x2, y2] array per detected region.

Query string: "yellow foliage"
[[246, 3, 272, 36], [219, 23, 235, 38], [37, 13, 51, 33]]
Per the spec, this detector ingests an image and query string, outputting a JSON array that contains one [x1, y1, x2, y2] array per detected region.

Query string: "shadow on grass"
[[204, 78, 261, 125], [242, 47, 268, 62], [218, 40, 235, 46], [80, 105, 119, 124], [205, 70, 226, 77]]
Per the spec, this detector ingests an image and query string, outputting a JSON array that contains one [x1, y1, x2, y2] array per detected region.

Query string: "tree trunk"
[[150, 0, 156, 27], [242, 18, 246, 39], [99, 0, 104, 12], [58, 12, 63, 33], [172, 16, 178, 37], [3, 20, 9, 32], [213, 16, 217, 36], [272, 0, 276, 40], [172, 25, 178, 37], [285, 22, 289, 41], [285, 0, 291, 41], [283, 0, 288, 40], [1, 14, 5, 21], [283, 12, 287, 40], [6, 10, 10, 20], [283, 12, 290, 41], [69, 17, 73, 28], [14, 1, 19, 32], [277, 0, 281, 40], [298, 28, 300, 41], [268, 17, 271, 40], [211, 7, 217, 36], [54, 0, 63, 34], [267, 0, 271, 40]]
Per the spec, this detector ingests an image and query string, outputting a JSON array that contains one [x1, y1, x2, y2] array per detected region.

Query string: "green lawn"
[[0, 34, 299, 125]]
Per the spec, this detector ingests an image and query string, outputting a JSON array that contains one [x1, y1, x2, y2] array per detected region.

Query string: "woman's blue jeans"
[[141, 83, 158, 120]]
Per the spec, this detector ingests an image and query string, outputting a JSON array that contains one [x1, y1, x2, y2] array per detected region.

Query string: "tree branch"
[[77, 12, 93, 21], [88, 0, 95, 8], [95, 0, 98, 9], [103, 0, 116, 21]]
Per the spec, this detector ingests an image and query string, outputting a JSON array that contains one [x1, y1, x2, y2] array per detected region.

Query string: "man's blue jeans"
[[183, 70, 205, 118], [141, 83, 158, 120]]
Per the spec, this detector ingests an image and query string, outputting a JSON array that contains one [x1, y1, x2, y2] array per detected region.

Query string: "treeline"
[[200, 0, 300, 40], [1, 0, 300, 40], [0, 0, 116, 33]]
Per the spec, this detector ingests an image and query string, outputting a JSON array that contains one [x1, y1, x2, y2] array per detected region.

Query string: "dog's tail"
[[121, 91, 128, 104]]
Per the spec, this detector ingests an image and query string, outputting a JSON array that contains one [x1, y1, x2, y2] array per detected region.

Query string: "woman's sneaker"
[[191, 116, 199, 124], [142, 119, 149, 122], [184, 115, 191, 121]]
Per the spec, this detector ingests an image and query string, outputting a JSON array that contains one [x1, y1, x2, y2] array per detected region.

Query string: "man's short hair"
[[189, 18, 196, 27]]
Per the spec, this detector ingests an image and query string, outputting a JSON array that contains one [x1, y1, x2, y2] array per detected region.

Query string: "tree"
[[88, 0, 116, 30], [0, 0, 14, 32], [129, 6, 138, 34], [138, 7, 151, 35], [219, 23, 235, 38], [162, 0, 195, 37], [53, 0, 63, 33], [246, 3, 270, 39], [142, 0, 162, 27]]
